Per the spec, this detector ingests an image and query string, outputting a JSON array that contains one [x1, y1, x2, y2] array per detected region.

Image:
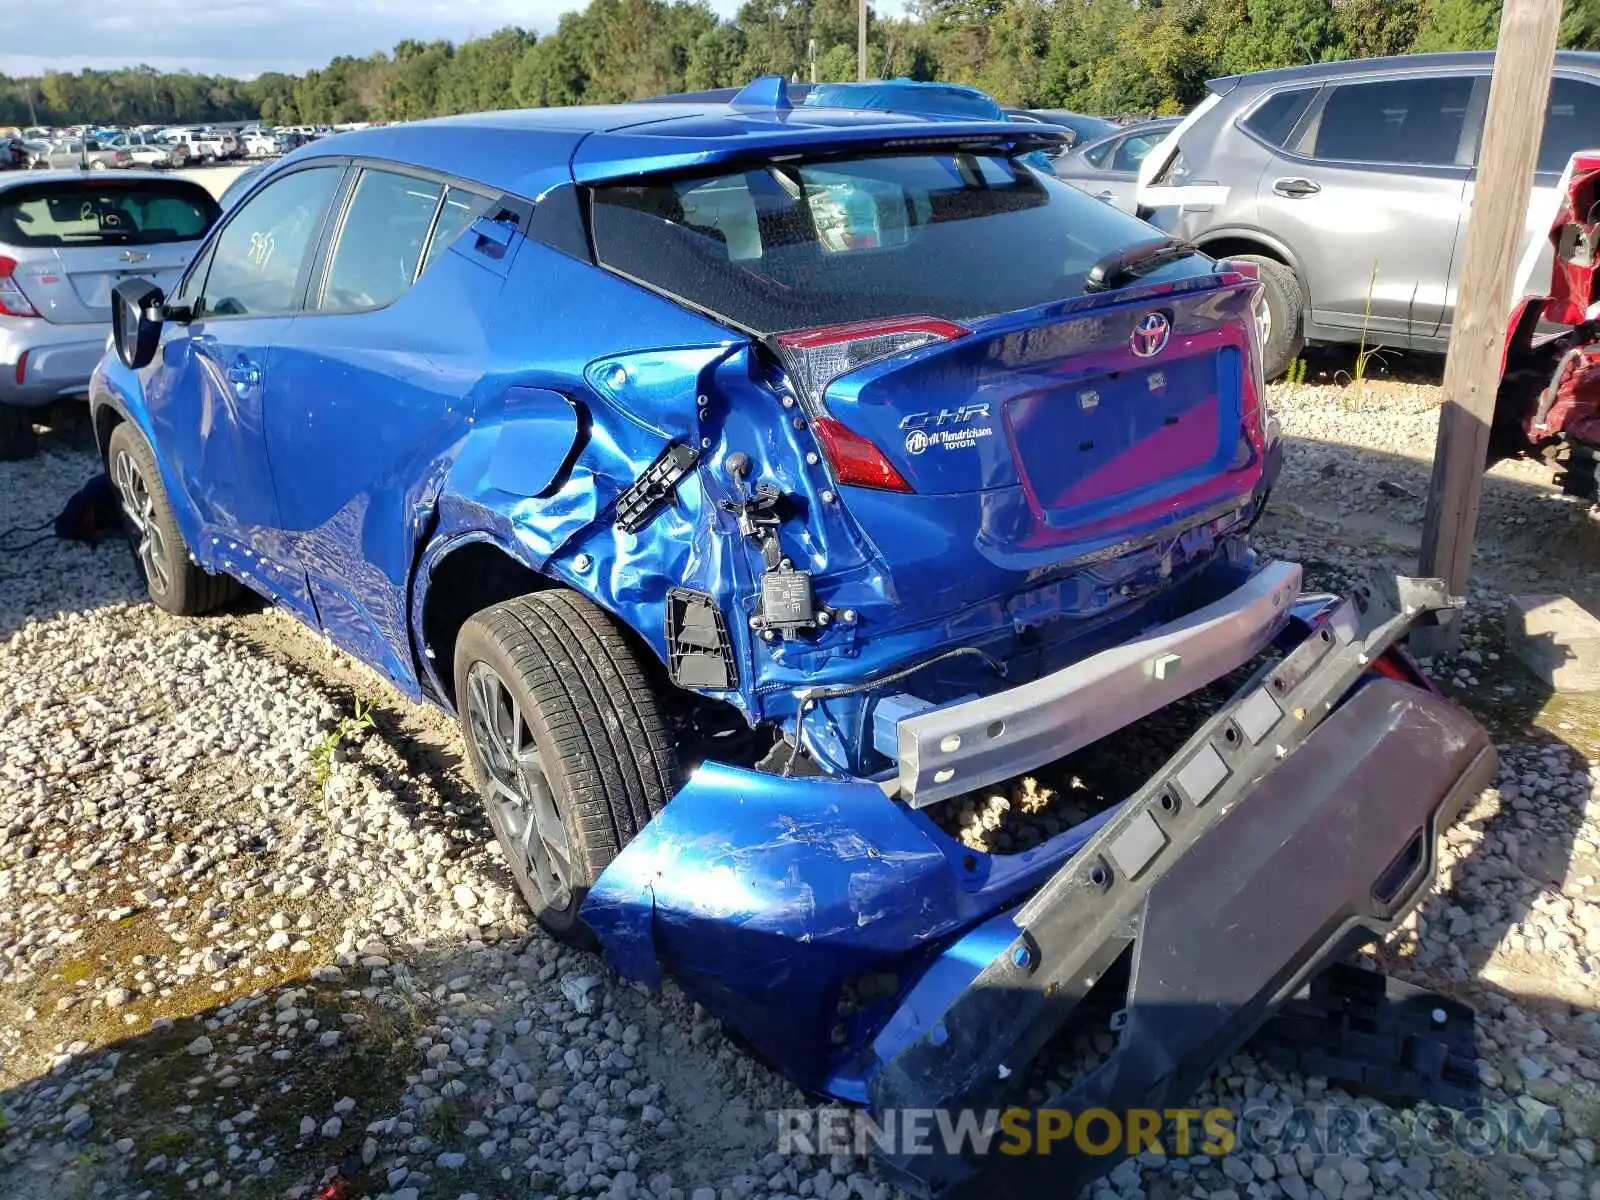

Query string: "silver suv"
[[1137, 51, 1600, 378]]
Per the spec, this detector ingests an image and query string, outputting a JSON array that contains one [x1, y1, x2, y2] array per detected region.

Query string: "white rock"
[[561, 974, 601, 1014]]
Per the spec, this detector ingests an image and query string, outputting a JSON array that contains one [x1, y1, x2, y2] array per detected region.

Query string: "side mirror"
[[110, 278, 165, 370]]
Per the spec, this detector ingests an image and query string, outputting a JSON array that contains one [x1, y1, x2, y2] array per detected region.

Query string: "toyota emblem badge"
[[1130, 311, 1171, 358]]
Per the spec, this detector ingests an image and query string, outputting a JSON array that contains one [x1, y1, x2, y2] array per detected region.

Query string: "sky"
[[0, 0, 745, 80]]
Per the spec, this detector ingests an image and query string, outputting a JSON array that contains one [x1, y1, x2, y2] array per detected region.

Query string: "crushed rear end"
[[1495, 148, 1600, 495], [548, 101, 1494, 1195]]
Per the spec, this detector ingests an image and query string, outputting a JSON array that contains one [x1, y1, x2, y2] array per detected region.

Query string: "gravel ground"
[[3, 359, 1600, 1200]]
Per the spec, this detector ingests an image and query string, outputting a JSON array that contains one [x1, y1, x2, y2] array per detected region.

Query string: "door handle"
[[1273, 177, 1321, 198], [1096, 190, 1117, 203], [226, 360, 261, 388]]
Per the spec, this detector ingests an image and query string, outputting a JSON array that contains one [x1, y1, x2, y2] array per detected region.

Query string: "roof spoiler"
[[730, 75, 794, 113]]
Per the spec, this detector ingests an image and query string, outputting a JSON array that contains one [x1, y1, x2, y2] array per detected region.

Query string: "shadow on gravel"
[[0, 405, 268, 643]]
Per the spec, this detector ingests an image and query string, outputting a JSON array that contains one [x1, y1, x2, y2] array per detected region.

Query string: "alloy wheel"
[[464, 660, 574, 911], [112, 447, 171, 598]]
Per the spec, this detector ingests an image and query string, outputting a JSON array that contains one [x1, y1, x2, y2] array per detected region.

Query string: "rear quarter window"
[[0, 181, 220, 248], [1242, 89, 1317, 149]]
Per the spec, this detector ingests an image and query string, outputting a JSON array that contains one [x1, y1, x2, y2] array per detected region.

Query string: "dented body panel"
[[1495, 149, 1600, 496], [87, 90, 1494, 1198]]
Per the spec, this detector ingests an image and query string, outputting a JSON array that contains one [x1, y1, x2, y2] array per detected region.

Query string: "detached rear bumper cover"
[[871, 678, 1492, 1198], [581, 573, 1493, 1196]]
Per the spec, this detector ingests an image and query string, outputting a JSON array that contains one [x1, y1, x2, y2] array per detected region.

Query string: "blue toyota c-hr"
[[92, 81, 1502, 1197]]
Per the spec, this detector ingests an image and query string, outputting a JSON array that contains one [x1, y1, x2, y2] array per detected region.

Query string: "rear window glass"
[[590, 151, 1167, 333], [0, 182, 218, 248]]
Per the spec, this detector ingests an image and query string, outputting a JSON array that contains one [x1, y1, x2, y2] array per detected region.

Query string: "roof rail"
[[729, 75, 793, 113]]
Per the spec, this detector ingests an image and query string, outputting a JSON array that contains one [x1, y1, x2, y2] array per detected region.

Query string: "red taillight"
[[813, 416, 912, 493], [15, 350, 28, 385], [775, 315, 969, 494], [1216, 258, 1261, 286], [0, 256, 39, 319]]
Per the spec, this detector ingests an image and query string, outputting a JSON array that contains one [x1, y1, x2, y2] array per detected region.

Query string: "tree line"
[[5, 0, 1600, 129]]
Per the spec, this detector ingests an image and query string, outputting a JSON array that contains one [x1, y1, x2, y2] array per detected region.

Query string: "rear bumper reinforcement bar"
[[864, 573, 1496, 1198], [894, 559, 1303, 808]]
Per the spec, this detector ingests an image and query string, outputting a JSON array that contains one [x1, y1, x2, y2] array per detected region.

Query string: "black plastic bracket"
[[665, 588, 736, 691], [615, 442, 700, 534], [1253, 961, 1480, 1111]]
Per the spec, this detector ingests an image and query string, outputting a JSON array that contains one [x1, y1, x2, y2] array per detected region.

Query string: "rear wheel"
[[107, 422, 238, 615], [454, 590, 677, 944], [1236, 254, 1305, 382], [0, 403, 38, 461]]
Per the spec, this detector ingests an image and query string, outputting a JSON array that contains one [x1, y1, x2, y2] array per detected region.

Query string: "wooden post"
[[1415, 0, 1562, 656], [858, 0, 869, 81]]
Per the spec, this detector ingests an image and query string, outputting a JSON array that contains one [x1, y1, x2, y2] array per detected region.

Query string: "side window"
[[199, 166, 341, 319], [1306, 76, 1473, 166], [1538, 77, 1600, 175], [316, 168, 443, 312], [1110, 131, 1165, 173], [1243, 88, 1316, 149], [419, 186, 494, 274], [1083, 137, 1116, 168]]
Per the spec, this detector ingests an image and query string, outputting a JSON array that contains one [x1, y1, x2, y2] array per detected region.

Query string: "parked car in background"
[[163, 128, 231, 163], [1053, 117, 1182, 213], [1006, 107, 1119, 148], [241, 129, 284, 157], [106, 132, 186, 169], [1137, 50, 1600, 379], [801, 80, 1059, 170], [25, 138, 132, 171], [4, 138, 26, 170], [803, 78, 1006, 119], [1494, 150, 1600, 498], [88, 82, 1493, 1200], [0, 172, 220, 457]]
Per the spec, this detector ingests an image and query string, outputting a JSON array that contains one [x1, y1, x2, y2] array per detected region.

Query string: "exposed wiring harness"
[[783, 644, 1010, 778]]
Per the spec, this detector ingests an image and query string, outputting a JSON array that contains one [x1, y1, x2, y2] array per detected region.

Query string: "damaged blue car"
[[93, 78, 1495, 1198]]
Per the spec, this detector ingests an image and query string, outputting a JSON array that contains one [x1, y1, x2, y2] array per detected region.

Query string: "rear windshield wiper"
[[1083, 236, 1201, 293]]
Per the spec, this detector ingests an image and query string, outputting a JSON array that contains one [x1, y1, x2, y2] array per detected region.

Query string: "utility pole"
[[1415, 0, 1562, 656], [858, 0, 868, 81]]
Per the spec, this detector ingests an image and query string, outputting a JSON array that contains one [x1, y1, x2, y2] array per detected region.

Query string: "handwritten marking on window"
[[247, 231, 276, 270]]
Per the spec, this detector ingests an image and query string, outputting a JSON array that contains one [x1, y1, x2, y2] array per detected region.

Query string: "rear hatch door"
[[816, 280, 1263, 551], [0, 177, 220, 325]]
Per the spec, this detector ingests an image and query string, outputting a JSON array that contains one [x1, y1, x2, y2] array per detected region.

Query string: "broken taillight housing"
[[773, 316, 970, 493], [0, 257, 39, 318]]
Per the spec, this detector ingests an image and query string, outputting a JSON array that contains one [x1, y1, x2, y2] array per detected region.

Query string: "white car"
[[162, 129, 230, 163], [106, 133, 184, 169], [240, 130, 282, 157]]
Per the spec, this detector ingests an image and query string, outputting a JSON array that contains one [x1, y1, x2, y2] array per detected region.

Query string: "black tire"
[[106, 422, 238, 616], [454, 590, 678, 943], [1237, 254, 1305, 382], [0, 403, 38, 461]]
